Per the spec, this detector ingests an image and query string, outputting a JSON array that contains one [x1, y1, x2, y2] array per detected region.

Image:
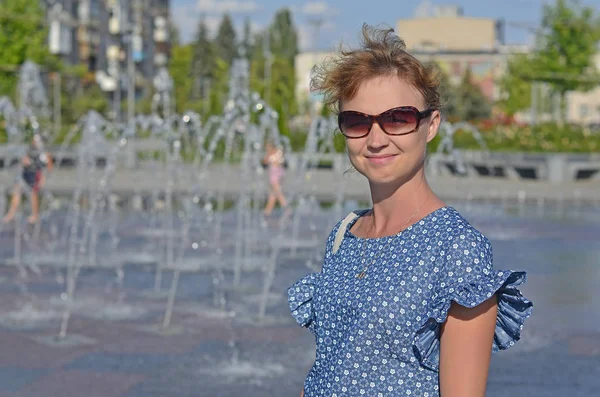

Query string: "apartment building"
[[44, 0, 170, 93]]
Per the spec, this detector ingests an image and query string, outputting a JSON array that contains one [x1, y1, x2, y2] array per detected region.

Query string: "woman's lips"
[[366, 154, 398, 165]]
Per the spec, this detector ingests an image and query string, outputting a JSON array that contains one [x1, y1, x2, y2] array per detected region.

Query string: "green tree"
[[498, 54, 533, 116], [256, 8, 300, 135], [0, 0, 57, 97], [424, 61, 488, 122], [215, 14, 238, 65], [268, 57, 297, 135], [240, 17, 253, 58], [247, 9, 300, 135], [428, 62, 460, 120], [58, 65, 109, 125], [190, 17, 216, 101], [268, 8, 299, 65], [249, 31, 267, 100], [169, 23, 181, 47], [531, 0, 600, 119], [456, 68, 492, 121], [69, 83, 110, 121], [169, 44, 194, 113], [207, 58, 230, 116]]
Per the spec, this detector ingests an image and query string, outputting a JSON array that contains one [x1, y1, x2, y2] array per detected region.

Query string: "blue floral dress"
[[288, 206, 533, 397]]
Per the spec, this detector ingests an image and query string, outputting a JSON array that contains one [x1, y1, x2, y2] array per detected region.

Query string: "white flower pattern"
[[288, 207, 533, 397]]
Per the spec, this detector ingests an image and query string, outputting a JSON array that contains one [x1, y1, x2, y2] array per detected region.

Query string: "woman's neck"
[[367, 170, 440, 236]]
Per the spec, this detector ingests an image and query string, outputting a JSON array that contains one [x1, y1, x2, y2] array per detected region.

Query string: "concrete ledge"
[[1, 164, 598, 204], [3, 145, 598, 183]]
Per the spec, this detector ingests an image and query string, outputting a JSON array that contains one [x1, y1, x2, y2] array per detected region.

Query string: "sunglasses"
[[338, 106, 434, 139]]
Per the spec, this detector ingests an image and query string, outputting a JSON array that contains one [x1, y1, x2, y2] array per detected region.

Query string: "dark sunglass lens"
[[380, 109, 418, 134], [339, 113, 371, 137]]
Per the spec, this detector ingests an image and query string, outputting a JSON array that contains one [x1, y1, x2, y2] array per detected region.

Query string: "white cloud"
[[301, 2, 339, 16], [196, 0, 261, 13], [292, 2, 338, 51]]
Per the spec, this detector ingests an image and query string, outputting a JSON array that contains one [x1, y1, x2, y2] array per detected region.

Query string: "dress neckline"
[[345, 206, 453, 241]]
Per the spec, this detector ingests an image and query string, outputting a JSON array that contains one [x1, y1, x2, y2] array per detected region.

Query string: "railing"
[[0, 139, 167, 169], [286, 151, 600, 182], [426, 151, 600, 183]]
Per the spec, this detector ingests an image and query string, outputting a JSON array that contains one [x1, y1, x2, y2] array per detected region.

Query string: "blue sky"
[[171, 0, 600, 49]]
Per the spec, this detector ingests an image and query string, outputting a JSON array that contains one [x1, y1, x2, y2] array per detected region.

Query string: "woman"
[[288, 25, 532, 397], [3, 134, 53, 224], [263, 141, 288, 216]]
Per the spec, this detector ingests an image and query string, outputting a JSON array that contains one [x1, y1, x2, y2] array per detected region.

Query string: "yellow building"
[[396, 5, 506, 101], [294, 48, 511, 113], [296, 5, 507, 107], [295, 51, 333, 107], [396, 16, 499, 52], [294, 4, 600, 125]]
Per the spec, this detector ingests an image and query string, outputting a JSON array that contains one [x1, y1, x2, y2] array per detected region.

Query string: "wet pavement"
[[0, 202, 598, 396]]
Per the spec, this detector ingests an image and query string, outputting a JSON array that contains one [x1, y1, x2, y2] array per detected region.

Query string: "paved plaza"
[[0, 203, 598, 396], [0, 264, 598, 397]]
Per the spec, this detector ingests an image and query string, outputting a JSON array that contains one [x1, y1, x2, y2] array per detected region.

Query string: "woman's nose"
[[366, 121, 390, 149]]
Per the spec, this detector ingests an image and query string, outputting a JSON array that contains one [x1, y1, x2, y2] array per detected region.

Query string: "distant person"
[[262, 141, 287, 216], [3, 134, 53, 224], [287, 24, 533, 397]]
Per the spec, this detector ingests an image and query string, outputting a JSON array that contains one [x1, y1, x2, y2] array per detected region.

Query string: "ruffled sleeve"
[[287, 273, 321, 334], [413, 229, 533, 372]]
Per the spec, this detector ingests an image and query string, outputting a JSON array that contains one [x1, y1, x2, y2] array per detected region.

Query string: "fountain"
[[435, 120, 490, 176], [56, 116, 129, 341], [0, 58, 598, 394], [0, 59, 352, 339], [1, 61, 54, 277], [17, 61, 50, 124]]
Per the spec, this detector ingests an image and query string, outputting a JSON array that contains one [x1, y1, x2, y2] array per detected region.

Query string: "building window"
[[49, 20, 73, 55], [88, 55, 97, 72], [78, 1, 89, 23], [90, 0, 100, 18], [579, 104, 589, 118]]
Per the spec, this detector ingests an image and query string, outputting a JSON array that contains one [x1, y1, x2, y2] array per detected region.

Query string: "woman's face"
[[341, 75, 440, 187]]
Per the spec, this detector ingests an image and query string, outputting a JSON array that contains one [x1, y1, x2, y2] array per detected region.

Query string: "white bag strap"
[[332, 211, 362, 254]]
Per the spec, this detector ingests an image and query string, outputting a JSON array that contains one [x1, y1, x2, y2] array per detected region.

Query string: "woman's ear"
[[426, 110, 441, 143]]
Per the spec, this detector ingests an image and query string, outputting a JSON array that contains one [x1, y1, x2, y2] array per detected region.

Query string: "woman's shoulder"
[[427, 208, 494, 280], [322, 209, 369, 259], [412, 207, 493, 276], [422, 206, 490, 246]]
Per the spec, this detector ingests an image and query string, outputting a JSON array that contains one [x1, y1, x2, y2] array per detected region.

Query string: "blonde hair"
[[310, 24, 441, 113]]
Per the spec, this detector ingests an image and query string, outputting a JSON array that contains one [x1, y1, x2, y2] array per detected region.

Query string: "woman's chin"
[[362, 170, 400, 186], [359, 166, 421, 188]]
